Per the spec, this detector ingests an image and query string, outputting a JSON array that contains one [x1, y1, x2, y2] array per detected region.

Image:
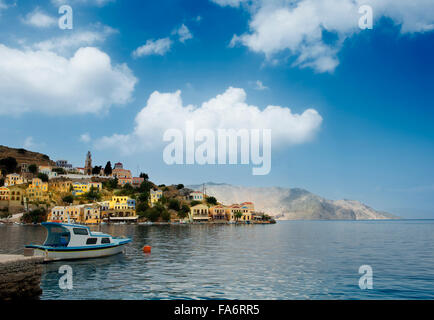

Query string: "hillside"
[[189, 183, 398, 220], [0, 145, 55, 167]]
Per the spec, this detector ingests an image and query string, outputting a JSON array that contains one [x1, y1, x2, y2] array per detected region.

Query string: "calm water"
[[1, 220, 434, 300]]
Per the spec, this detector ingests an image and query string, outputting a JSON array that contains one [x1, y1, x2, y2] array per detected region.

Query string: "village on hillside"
[[0, 148, 274, 225]]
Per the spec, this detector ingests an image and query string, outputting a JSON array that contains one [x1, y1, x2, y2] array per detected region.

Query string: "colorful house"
[[118, 177, 133, 186], [82, 204, 101, 224], [149, 189, 163, 207], [189, 191, 204, 201], [72, 182, 88, 196], [209, 205, 227, 221], [109, 196, 136, 210], [225, 203, 253, 222], [50, 180, 73, 193], [48, 204, 102, 224], [189, 204, 210, 222], [132, 177, 144, 187], [4, 173, 24, 187], [112, 168, 132, 179], [48, 206, 82, 223], [72, 181, 102, 196], [26, 178, 49, 203], [0, 187, 9, 202], [106, 196, 137, 222]]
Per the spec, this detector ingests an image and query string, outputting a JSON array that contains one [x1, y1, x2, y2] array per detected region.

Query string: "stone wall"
[[0, 254, 44, 300]]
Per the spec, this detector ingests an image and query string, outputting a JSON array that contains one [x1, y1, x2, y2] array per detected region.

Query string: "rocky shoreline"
[[0, 254, 44, 300]]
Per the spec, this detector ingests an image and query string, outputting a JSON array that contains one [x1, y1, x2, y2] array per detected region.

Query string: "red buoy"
[[143, 245, 151, 253]]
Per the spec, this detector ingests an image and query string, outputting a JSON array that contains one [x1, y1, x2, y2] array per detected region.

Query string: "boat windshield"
[[43, 225, 71, 247]]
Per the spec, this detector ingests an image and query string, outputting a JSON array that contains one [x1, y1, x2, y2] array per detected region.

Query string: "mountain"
[[188, 183, 398, 220], [0, 145, 55, 167]]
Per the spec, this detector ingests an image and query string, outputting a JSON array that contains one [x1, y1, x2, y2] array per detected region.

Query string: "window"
[[86, 238, 97, 245], [73, 228, 88, 235], [101, 238, 110, 244]]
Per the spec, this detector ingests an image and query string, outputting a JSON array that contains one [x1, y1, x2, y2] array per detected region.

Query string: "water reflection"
[[1, 221, 434, 299]]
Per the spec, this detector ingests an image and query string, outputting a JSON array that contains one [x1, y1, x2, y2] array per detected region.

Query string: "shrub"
[[206, 196, 217, 205], [37, 173, 49, 182], [21, 208, 47, 224], [168, 198, 180, 211]]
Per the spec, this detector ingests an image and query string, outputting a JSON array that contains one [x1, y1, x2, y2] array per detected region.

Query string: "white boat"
[[25, 222, 132, 261]]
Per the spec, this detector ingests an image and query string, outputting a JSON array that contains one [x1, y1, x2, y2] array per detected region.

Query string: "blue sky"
[[0, 0, 434, 218]]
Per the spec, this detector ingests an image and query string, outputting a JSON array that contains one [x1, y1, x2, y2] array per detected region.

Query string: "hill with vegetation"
[[0, 145, 55, 168]]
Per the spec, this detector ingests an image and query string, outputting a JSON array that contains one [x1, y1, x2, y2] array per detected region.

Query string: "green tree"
[[37, 173, 49, 182], [84, 186, 101, 201], [168, 198, 181, 211], [190, 200, 201, 207], [206, 196, 217, 205], [137, 192, 150, 203], [52, 167, 66, 175], [176, 184, 184, 190], [62, 195, 74, 204], [144, 207, 160, 222], [104, 161, 112, 176], [139, 172, 149, 180], [92, 166, 102, 175], [136, 201, 149, 214], [103, 178, 118, 190], [0, 157, 17, 174], [138, 180, 152, 194], [21, 208, 47, 224], [234, 210, 243, 222], [28, 164, 38, 174], [178, 204, 190, 219]]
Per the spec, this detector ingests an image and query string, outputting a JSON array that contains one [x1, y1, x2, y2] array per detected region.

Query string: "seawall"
[[0, 254, 44, 300]]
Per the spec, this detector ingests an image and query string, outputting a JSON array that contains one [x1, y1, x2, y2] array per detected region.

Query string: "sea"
[[1, 220, 433, 300]]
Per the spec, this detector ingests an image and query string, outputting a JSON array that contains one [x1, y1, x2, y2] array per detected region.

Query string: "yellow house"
[[225, 204, 253, 222], [109, 196, 136, 210], [209, 205, 227, 221], [72, 181, 102, 196], [149, 189, 163, 207], [105, 197, 137, 222], [26, 178, 49, 203], [5, 173, 24, 187], [189, 204, 210, 222], [48, 204, 102, 224], [48, 206, 83, 223], [82, 204, 101, 224], [50, 180, 72, 193]]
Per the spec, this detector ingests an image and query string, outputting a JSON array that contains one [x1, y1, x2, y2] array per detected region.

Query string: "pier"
[[0, 254, 44, 300]]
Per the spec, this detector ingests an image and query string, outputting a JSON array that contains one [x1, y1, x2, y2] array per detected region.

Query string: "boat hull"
[[30, 243, 129, 261]]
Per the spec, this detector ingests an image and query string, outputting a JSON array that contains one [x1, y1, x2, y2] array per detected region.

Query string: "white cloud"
[[0, 0, 8, 11], [132, 38, 172, 57], [173, 24, 193, 43], [24, 136, 37, 149], [211, 0, 247, 7], [22, 8, 57, 28], [33, 25, 117, 54], [96, 87, 322, 154], [80, 133, 91, 143], [254, 80, 268, 90], [51, 0, 114, 6], [224, 0, 434, 73], [0, 45, 137, 115]]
